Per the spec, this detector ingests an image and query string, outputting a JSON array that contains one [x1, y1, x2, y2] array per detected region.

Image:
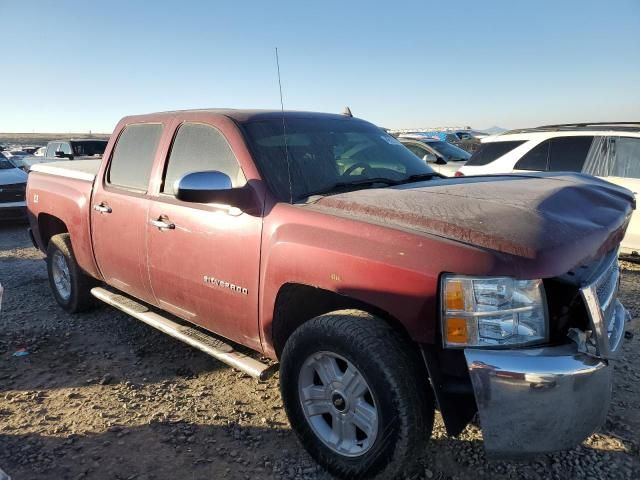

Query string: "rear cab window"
[[107, 124, 163, 192], [465, 140, 525, 166]]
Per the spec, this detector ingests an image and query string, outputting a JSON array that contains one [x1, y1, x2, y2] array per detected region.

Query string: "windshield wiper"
[[298, 178, 398, 200], [297, 174, 440, 201], [395, 173, 441, 184]]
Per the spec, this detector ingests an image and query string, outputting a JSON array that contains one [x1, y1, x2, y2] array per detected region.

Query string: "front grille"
[[580, 252, 623, 355], [0, 183, 26, 203], [595, 257, 619, 325]]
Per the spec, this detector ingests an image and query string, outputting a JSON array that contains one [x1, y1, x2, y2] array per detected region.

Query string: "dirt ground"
[[0, 223, 639, 480]]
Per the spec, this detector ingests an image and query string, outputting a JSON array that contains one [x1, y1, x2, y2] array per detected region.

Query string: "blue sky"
[[1, 0, 639, 133]]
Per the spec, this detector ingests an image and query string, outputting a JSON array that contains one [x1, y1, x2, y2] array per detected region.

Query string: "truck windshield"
[[242, 117, 436, 201], [70, 140, 107, 156]]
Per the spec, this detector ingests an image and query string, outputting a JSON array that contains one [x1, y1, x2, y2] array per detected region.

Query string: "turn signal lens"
[[445, 280, 466, 310], [446, 317, 469, 344]]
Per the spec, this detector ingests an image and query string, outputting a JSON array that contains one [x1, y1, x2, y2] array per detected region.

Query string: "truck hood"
[[309, 173, 635, 274], [0, 167, 27, 185]]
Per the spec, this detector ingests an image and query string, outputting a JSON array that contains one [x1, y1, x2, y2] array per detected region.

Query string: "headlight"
[[441, 275, 548, 348]]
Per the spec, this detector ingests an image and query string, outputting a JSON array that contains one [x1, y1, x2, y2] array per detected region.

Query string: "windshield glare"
[[426, 141, 471, 161], [243, 117, 436, 201]]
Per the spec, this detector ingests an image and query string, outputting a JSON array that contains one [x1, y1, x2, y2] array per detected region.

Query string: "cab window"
[[107, 124, 163, 192], [162, 123, 245, 195]]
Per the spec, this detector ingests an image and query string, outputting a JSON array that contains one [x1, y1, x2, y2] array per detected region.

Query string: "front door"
[[91, 123, 164, 304], [146, 121, 263, 348]]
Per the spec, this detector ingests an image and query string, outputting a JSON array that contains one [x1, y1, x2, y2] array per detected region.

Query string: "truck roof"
[[120, 109, 363, 124]]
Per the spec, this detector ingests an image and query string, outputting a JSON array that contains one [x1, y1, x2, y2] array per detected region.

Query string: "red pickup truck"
[[27, 109, 635, 479]]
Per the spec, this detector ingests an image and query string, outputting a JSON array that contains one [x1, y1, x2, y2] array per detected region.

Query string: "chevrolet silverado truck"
[[26, 109, 636, 479]]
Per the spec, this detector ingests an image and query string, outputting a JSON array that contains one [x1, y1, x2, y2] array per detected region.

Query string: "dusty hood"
[[310, 173, 635, 273]]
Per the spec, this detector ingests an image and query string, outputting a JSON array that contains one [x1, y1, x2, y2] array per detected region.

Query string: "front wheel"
[[280, 310, 434, 479]]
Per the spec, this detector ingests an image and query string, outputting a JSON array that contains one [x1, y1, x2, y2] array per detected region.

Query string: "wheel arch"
[[271, 283, 421, 363], [37, 213, 69, 249]]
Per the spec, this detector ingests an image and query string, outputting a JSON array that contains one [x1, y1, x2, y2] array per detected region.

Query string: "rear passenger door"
[[91, 123, 164, 305], [146, 121, 264, 348]]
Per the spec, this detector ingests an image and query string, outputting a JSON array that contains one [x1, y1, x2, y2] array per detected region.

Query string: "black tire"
[[46, 233, 96, 313], [280, 310, 434, 479]]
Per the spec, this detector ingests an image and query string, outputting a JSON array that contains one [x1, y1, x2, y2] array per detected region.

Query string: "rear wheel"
[[46, 233, 96, 313], [280, 310, 434, 479]]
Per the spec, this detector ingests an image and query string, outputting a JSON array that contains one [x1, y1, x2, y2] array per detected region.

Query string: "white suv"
[[457, 123, 640, 256]]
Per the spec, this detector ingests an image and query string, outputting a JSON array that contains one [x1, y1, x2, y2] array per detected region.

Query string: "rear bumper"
[[465, 300, 629, 456], [0, 201, 27, 220]]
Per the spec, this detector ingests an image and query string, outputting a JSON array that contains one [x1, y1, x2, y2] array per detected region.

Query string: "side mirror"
[[422, 153, 438, 163], [175, 171, 252, 208]]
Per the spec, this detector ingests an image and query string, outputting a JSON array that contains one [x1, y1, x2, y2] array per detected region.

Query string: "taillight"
[[454, 171, 464, 177]]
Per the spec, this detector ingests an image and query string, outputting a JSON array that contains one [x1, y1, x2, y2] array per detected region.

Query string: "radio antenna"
[[275, 47, 293, 203]]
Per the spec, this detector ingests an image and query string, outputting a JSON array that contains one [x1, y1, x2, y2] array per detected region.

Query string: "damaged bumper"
[[465, 300, 630, 456]]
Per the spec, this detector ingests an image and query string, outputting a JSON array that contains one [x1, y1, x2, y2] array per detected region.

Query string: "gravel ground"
[[0, 223, 639, 480]]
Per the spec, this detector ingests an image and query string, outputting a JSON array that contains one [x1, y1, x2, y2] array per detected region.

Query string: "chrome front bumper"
[[465, 300, 630, 456]]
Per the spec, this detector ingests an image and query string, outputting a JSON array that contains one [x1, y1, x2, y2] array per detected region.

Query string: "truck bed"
[[27, 159, 102, 279], [29, 160, 100, 182]]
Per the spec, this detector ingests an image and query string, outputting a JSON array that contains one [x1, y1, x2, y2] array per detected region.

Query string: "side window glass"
[[612, 137, 640, 179], [107, 124, 163, 191], [46, 143, 58, 157], [583, 137, 614, 176], [60, 143, 72, 155], [162, 123, 246, 195], [466, 140, 525, 166], [404, 143, 428, 159], [514, 140, 550, 171], [548, 136, 593, 172]]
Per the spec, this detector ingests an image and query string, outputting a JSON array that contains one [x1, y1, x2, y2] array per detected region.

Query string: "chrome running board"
[[91, 287, 273, 380]]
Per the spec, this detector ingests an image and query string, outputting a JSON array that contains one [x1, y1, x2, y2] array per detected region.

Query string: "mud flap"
[[421, 346, 477, 437]]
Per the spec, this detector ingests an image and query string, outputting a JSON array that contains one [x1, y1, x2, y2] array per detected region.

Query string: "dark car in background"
[[0, 154, 27, 221]]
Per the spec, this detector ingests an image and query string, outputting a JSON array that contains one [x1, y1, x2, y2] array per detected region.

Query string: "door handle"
[[149, 218, 175, 230], [93, 202, 112, 214]]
